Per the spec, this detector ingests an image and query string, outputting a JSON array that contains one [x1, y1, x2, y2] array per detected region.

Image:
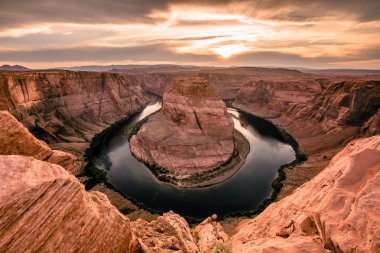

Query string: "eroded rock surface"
[[234, 79, 380, 200], [192, 214, 229, 253], [0, 110, 81, 174], [231, 135, 380, 253], [0, 155, 133, 253], [0, 71, 150, 155], [130, 75, 234, 185], [131, 211, 198, 253]]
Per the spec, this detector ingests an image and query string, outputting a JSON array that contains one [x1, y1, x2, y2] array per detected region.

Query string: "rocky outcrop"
[[130, 75, 235, 185], [230, 135, 380, 252], [0, 110, 81, 174], [131, 211, 198, 253], [0, 155, 134, 252], [0, 71, 150, 155], [192, 214, 229, 253], [310, 80, 380, 133], [131, 212, 229, 253]]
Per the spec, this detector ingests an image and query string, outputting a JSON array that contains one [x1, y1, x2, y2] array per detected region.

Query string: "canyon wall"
[[0, 111, 81, 174], [234, 79, 380, 199], [235, 79, 380, 134], [131, 67, 324, 100], [0, 71, 150, 156]]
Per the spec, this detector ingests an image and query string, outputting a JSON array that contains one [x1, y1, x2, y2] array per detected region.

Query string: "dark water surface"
[[95, 102, 295, 218]]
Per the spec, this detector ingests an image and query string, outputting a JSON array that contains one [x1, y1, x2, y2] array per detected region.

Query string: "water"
[[95, 101, 295, 218]]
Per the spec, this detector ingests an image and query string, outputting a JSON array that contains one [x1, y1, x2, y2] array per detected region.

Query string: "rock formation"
[[1, 134, 379, 252], [192, 214, 229, 253], [132, 67, 320, 100], [130, 75, 235, 185], [131, 211, 198, 253], [310, 80, 380, 133], [0, 66, 379, 252], [234, 78, 380, 200], [0, 110, 81, 174], [230, 135, 380, 252], [0, 155, 134, 252], [0, 71, 150, 156], [235, 80, 319, 118]]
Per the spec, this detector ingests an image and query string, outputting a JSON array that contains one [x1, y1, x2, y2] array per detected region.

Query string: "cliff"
[[0, 70, 150, 156], [0, 110, 81, 174], [235, 79, 318, 118], [234, 79, 380, 200], [132, 67, 324, 100], [0, 155, 134, 252], [130, 75, 235, 186], [230, 135, 380, 252]]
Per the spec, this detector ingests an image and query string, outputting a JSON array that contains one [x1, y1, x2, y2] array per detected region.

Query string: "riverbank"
[[138, 129, 250, 188], [233, 102, 360, 200], [80, 102, 304, 225]]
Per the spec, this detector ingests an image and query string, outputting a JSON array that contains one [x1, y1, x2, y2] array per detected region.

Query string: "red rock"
[[130, 75, 234, 184], [131, 211, 198, 253], [0, 110, 81, 174], [0, 71, 150, 155], [0, 155, 134, 252], [193, 214, 229, 253], [231, 135, 380, 252]]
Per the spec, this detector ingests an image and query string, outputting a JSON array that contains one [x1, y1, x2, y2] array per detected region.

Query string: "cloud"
[[0, 0, 379, 29], [0, 0, 379, 69], [0, 44, 216, 63], [2, 43, 379, 69]]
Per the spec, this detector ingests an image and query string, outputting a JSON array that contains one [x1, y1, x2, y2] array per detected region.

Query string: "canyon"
[[0, 67, 379, 252], [0, 70, 150, 157]]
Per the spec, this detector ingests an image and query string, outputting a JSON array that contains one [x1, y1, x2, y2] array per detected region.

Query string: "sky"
[[0, 0, 379, 69]]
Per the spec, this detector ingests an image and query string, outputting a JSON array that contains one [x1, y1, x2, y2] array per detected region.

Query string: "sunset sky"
[[0, 0, 379, 69]]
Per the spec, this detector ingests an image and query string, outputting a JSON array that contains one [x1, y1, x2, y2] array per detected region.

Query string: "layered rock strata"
[[130, 76, 235, 185], [0, 155, 134, 252], [230, 135, 380, 252], [0, 71, 150, 156], [234, 79, 380, 200], [0, 110, 81, 174], [132, 67, 324, 100]]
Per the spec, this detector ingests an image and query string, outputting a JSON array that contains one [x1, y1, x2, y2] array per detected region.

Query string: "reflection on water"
[[95, 102, 295, 218]]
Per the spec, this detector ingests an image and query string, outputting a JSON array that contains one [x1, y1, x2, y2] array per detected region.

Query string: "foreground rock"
[[130, 75, 235, 185], [131, 211, 198, 253], [0, 135, 379, 252], [231, 135, 380, 252], [0, 110, 81, 174], [192, 214, 229, 253], [0, 70, 150, 155], [0, 155, 133, 252]]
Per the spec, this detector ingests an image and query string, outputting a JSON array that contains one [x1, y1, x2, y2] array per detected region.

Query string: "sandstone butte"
[[0, 133, 379, 252], [130, 75, 235, 184]]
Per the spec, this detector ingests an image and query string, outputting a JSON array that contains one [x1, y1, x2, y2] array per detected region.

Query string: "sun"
[[213, 44, 249, 58]]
